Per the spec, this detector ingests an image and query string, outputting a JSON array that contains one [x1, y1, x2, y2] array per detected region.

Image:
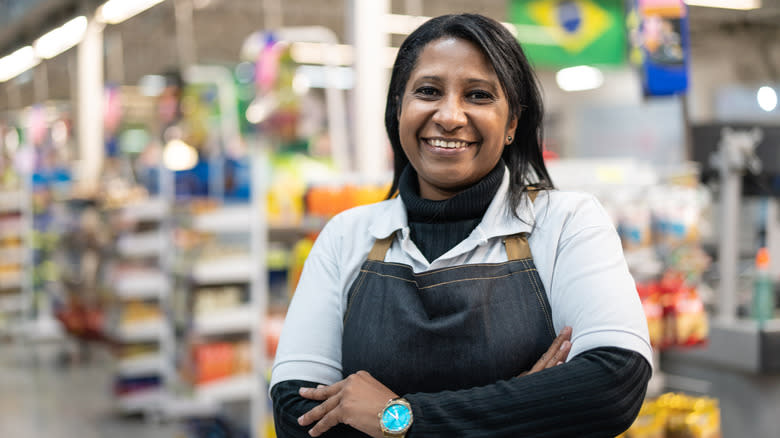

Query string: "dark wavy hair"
[[384, 13, 554, 215]]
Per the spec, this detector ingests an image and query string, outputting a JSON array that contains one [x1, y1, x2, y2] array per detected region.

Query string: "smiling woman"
[[398, 37, 516, 200], [270, 13, 652, 438]]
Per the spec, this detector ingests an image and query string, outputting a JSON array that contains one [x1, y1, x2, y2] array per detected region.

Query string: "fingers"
[[298, 393, 340, 426], [307, 411, 341, 437], [525, 326, 573, 375], [299, 380, 343, 401]]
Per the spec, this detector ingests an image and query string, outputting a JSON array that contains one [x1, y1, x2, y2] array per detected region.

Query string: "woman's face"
[[398, 37, 517, 200]]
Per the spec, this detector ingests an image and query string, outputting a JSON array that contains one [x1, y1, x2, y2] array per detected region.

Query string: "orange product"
[[194, 342, 236, 384]]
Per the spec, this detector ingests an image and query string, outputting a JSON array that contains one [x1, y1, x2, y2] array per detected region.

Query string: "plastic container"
[[751, 247, 775, 327]]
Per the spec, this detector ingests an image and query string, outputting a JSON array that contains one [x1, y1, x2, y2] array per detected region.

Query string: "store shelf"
[[120, 197, 169, 223], [116, 388, 165, 413], [0, 272, 22, 291], [116, 319, 165, 343], [194, 305, 254, 336], [192, 256, 253, 285], [0, 246, 24, 262], [117, 230, 163, 258], [0, 294, 23, 313], [0, 216, 22, 238], [115, 269, 169, 300], [0, 191, 22, 213], [117, 353, 164, 377], [192, 205, 251, 233], [195, 373, 257, 403]]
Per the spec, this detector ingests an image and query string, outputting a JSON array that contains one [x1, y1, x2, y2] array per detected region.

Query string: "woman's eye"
[[414, 87, 439, 97], [468, 90, 494, 101]]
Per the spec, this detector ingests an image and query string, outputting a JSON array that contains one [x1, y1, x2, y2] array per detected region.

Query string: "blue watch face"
[[381, 403, 411, 432]]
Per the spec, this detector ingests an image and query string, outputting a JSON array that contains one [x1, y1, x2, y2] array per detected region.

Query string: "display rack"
[[107, 195, 174, 415], [0, 189, 27, 339]]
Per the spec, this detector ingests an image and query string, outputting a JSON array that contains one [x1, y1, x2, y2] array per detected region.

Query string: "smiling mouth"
[[425, 138, 475, 149]]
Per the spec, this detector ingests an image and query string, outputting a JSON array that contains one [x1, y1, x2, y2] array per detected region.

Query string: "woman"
[[271, 13, 652, 438]]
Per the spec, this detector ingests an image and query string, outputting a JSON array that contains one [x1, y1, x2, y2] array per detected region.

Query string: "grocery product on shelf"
[[620, 393, 721, 438]]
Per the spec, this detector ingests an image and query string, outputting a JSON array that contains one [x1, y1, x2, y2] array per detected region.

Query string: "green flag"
[[509, 0, 627, 68]]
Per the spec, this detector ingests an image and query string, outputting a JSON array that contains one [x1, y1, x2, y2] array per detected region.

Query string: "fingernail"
[[557, 361, 563, 366], [298, 415, 304, 425], [560, 341, 570, 350], [317, 384, 325, 389], [299, 387, 309, 395]]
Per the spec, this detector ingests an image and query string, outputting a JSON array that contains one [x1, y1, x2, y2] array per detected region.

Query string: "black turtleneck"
[[399, 162, 504, 262]]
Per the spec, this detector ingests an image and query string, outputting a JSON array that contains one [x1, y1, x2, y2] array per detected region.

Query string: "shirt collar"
[[368, 166, 536, 241]]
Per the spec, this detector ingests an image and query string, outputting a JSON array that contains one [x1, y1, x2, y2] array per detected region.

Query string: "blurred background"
[[0, 1, 778, 437]]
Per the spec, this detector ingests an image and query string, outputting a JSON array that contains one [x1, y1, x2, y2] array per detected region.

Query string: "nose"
[[432, 95, 467, 132]]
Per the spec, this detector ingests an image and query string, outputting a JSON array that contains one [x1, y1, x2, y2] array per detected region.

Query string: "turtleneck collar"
[[399, 160, 506, 223]]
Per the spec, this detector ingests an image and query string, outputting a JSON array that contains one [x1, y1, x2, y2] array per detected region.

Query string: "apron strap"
[[368, 234, 394, 261], [504, 189, 541, 261]]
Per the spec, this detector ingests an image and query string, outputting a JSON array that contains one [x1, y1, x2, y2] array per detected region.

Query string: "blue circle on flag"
[[557, 1, 582, 34]]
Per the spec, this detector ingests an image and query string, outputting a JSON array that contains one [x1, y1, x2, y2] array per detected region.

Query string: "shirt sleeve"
[[546, 194, 654, 367], [270, 217, 346, 390]]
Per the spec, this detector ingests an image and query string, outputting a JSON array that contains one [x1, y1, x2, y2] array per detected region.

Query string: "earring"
[[507, 136, 513, 143]]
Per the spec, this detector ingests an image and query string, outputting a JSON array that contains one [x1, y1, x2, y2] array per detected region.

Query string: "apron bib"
[[341, 232, 555, 396]]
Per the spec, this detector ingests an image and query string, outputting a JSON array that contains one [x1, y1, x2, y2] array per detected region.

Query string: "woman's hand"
[[518, 326, 572, 377], [298, 370, 397, 437]]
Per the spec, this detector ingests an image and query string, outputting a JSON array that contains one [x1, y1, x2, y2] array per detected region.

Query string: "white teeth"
[[429, 139, 468, 149]]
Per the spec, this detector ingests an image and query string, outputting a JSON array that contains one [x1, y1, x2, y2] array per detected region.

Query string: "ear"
[[505, 116, 518, 145]]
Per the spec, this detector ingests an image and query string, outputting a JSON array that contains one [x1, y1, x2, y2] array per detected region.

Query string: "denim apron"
[[341, 226, 555, 396]]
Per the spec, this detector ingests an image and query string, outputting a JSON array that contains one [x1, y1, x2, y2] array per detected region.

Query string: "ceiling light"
[[684, 0, 761, 10], [757, 86, 777, 112], [33, 16, 88, 59], [556, 65, 604, 92], [163, 139, 198, 171], [97, 0, 167, 24], [0, 46, 40, 83]]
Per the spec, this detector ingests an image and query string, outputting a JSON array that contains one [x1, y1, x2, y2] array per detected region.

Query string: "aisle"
[[0, 343, 180, 438]]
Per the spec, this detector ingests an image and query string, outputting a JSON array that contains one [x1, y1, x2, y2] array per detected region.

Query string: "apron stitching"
[[526, 264, 556, 339], [359, 270, 419, 285], [413, 261, 532, 277], [372, 260, 532, 273], [417, 269, 535, 289], [343, 270, 370, 324]]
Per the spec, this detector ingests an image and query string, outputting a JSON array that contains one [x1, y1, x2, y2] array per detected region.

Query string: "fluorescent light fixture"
[[97, 0, 167, 24], [163, 139, 198, 171], [757, 86, 777, 112], [556, 65, 604, 92], [33, 16, 88, 59], [684, 0, 761, 10], [0, 46, 40, 83]]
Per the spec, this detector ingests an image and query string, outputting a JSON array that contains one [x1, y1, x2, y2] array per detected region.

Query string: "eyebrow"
[[414, 76, 500, 89]]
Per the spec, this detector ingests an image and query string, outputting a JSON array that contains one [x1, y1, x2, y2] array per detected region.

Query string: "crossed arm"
[[271, 330, 651, 438]]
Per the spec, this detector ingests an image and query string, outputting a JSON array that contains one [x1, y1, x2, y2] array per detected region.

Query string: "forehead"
[[409, 37, 497, 80]]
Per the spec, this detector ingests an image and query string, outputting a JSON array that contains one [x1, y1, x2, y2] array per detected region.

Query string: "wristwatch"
[[379, 397, 413, 437]]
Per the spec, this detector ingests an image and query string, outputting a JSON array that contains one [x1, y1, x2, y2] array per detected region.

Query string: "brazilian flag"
[[509, 0, 626, 68]]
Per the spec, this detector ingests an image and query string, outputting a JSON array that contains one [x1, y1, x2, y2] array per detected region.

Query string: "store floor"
[[0, 342, 180, 438]]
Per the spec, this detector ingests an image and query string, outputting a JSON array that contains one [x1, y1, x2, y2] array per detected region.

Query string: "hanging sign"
[[634, 0, 690, 96], [508, 0, 627, 68]]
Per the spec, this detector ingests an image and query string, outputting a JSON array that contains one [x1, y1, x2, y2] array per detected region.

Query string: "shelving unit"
[[0, 189, 26, 339], [107, 196, 174, 415]]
